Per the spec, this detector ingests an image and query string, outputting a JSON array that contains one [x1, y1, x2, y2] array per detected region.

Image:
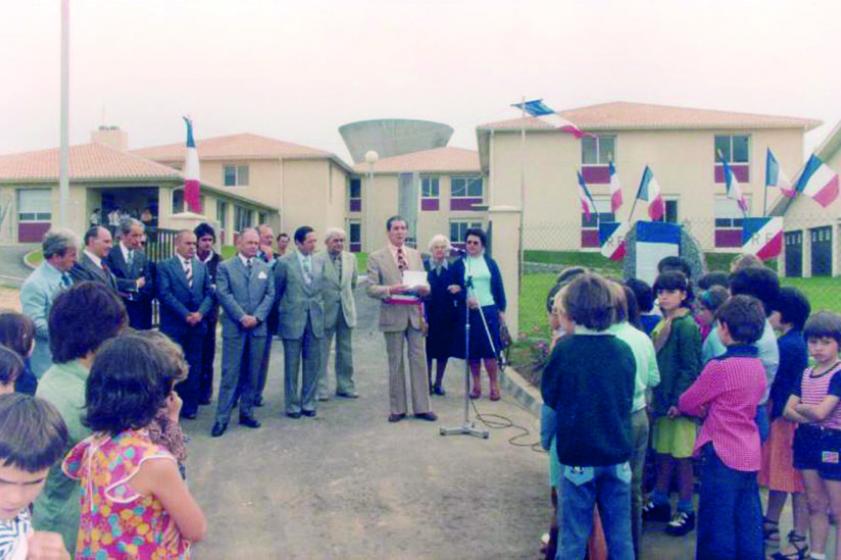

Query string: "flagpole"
[[59, 0, 70, 228], [763, 179, 768, 217], [518, 95, 526, 287]]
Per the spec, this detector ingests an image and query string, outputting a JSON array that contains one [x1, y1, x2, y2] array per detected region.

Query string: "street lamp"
[[364, 150, 378, 251]]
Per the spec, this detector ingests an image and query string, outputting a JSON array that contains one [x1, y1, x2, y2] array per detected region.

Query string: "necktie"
[[302, 256, 312, 284], [245, 258, 253, 277], [127, 250, 134, 266], [396, 247, 408, 272], [61, 272, 72, 288], [184, 260, 193, 288], [333, 254, 342, 279]]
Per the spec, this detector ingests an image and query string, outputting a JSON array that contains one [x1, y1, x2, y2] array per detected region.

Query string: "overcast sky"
[[1, 0, 839, 163]]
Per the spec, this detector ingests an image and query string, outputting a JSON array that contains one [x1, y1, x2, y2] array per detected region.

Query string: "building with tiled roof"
[[0, 131, 277, 243], [477, 101, 820, 253]]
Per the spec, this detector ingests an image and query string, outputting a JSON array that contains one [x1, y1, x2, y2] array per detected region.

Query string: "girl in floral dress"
[[63, 334, 206, 559]]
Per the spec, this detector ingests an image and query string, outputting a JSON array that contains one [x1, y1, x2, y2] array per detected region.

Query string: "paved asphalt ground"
[[0, 244, 34, 286], [185, 287, 552, 560]]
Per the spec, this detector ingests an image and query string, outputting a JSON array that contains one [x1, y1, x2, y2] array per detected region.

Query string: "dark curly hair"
[[729, 266, 779, 316], [83, 334, 172, 436], [48, 282, 127, 363]]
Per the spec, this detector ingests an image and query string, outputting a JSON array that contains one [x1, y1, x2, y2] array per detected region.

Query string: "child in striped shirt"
[[785, 311, 841, 560]]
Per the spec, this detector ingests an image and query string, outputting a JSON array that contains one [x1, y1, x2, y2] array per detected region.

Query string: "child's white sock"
[[811, 553, 827, 560]]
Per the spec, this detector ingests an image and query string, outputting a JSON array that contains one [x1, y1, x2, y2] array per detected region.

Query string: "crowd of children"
[[0, 283, 205, 559], [540, 255, 841, 560]]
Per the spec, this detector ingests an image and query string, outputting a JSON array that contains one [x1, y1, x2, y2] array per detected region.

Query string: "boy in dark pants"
[[679, 295, 767, 559], [541, 273, 636, 559]]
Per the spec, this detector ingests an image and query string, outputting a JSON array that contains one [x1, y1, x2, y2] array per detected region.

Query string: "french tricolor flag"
[[599, 221, 630, 261], [636, 165, 665, 221], [511, 99, 592, 139], [183, 116, 201, 213], [609, 160, 623, 214], [742, 217, 783, 261], [722, 157, 749, 215], [795, 154, 839, 208], [765, 149, 795, 198], [577, 171, 597, 221]]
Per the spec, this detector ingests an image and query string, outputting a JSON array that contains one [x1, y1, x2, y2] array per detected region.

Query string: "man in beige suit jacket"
[[366, 216, 437, 423], [315, 228, 359, 400]]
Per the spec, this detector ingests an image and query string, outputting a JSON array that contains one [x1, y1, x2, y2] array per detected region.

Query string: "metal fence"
[[143, 228, 180, 328]]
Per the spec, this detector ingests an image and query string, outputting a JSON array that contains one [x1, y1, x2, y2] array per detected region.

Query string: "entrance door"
[[811, 226, 833, 277], [784, 231, 803, 278]]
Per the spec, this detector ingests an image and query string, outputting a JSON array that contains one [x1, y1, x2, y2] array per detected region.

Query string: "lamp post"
[[364, 150, 378, 252]]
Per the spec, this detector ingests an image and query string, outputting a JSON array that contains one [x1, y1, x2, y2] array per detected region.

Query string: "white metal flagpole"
[[59, 0, 70, 227], [518, 96, 526, 286]]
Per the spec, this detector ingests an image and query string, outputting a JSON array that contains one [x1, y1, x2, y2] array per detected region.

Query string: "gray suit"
[[214, 255, 275, 423], [316, 250, 358, 398], [69, 252, 118, 292], [275, 252, 325, 414]]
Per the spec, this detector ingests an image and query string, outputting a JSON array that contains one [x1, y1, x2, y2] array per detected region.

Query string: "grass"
[[25, 250, 43, 268], [355, 252, 368, 273]]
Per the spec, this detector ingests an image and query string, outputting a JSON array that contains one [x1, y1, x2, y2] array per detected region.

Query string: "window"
[[223, 164, 249, 187], [451, 176, 483, 198], [581, 135, 616, 165], [714, 195, 750, 248], [348, 219, 361, 252], [714, 135, 750, 163], [579, 197, 615, 248], [216, 201, 228, 227], [421, 176, 439, 198], [171, 189, 204, 214], [449, 220, 483, 245], [234, 205, 253, 232], [17, 189, 52, 222], [258, 211, 268, 225], [654, 199, 680, 224], [348, 177, 362, 212]]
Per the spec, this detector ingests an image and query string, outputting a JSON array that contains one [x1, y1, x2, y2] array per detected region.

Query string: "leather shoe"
[[388, 413, 406, 423], [316, 395, 330, 402], [239, 415, 261, 429], [180, 410, 198, 420], [302, 410, 317, 418], [336, 391, 359, 399], [211, 421, 227, 437], [414, 412, 438, 422], [253, 396, 265, 408], [286, 412, 301, 419]]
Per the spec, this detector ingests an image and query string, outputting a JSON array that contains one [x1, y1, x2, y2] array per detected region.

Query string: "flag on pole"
[[721, 157, 749, 215], [635, 221, 681, 285], [765, 149, 795, 198], [577, 171, 597, 221], [182, 116, 201, 213], [609, 160, 623, 213], [636, 165, 665, 221], [742, 217, 783, 261], [795, 154, 840, 208], [599, 221, 630, 261], [511, 99, 591, 138]]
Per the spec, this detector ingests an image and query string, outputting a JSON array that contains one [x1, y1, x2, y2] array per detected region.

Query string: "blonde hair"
[[427, 234, 451, 252]]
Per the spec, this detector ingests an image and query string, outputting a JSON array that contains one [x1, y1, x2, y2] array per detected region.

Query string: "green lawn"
[[25, 250, 43, 267]]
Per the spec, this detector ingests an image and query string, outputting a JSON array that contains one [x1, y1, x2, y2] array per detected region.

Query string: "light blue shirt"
[[296, 251, 314, 283], [609, 321, 661, 413], [464, 255, 494, 307], [20, 262, 68, 377], [703, 319, 779, 404]]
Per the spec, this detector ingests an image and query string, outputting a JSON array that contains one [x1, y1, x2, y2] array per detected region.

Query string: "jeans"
[[697, 445, 763, 560], [629, 410, 649, 559], [556, 462, 634, 560]]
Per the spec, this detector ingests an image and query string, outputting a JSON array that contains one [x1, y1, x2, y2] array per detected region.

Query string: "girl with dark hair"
[[0, 311, 37, 395], [450, 228, 507, 401], [63, 334, 206, 558]]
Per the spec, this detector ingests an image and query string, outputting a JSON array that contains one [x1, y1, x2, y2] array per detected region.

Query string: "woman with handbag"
[[450, 227, 507, 401]]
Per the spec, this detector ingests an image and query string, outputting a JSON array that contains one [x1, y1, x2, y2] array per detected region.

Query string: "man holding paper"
[[366, 216, 437, 423]]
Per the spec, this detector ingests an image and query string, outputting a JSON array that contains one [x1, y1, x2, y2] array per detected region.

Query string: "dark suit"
[[256, 250, 278, 403], [105, 244, 154, 329], [198, 251, 221, 404], [70, 252, 118, 292], [157, 255, 213, 416], [215, 256, 275, 424]]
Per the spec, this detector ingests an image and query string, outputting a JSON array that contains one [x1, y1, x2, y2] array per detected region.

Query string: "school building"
[[772, 119, 841, 277], [478, 101, 820, 254]]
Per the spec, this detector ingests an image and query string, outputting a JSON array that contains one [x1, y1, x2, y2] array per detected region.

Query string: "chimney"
[[91, 126, 128, 151]]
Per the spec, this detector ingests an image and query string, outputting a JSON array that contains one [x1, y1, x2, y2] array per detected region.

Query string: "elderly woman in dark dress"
[[450, 228, 506, 401], [423, 234, 458, 395]]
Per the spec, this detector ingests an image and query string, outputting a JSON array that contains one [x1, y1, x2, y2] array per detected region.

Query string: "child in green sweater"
[[643, 270, 703, 536]]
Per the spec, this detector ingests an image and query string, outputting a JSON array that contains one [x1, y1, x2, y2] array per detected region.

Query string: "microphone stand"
[[440, 254, 490, 440]]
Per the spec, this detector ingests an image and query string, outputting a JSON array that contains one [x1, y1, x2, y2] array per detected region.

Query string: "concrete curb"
[[22, 251, 37, 270], [499, 364, 542, 417]]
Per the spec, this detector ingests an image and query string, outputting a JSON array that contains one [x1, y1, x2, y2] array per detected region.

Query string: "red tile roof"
[[351, 146, 480, 174], [132, 132, 332, 161], [0, 143, 182, 182], [479, 101, 821, 131]]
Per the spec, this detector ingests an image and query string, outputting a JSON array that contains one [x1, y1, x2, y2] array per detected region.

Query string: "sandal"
[[763, 517, 780, 545], [770, 530, 809, 560]]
